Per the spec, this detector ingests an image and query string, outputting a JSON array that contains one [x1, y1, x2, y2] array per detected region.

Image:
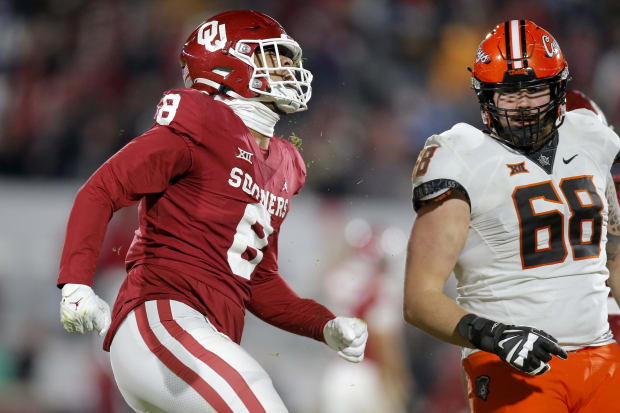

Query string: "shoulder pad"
[[564, 109, 619, 145], [429, 123, 486, 154], [411, 124, 482, 210], [277, 138, 307, 194], [153, 88, 242, 144], [563, 109, 620, 171], [564, 108, 607, 130], [280, 138, 306, 174]]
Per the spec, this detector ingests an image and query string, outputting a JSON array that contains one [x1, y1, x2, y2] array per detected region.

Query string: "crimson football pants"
[[109, 300, 288, 413], [462, 344, 620, 412]]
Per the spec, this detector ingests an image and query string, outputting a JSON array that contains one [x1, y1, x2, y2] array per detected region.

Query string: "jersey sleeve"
[[411, 133, 471, 211], [247, 235, 335, 342], [154, 88, 245, 148], [292, 144, 307, 195], [568, 108, 620, 169], [278, 138, 307, 195], [57, 125, 192, 287], [601, 121, 620, 168], [154, 89, 205, 139]]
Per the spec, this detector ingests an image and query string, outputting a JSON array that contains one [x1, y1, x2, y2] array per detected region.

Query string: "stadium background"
[[0, 0, 618, 412]]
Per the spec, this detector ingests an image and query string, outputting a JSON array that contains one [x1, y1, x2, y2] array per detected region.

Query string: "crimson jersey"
[[58, 88, 334, 351]]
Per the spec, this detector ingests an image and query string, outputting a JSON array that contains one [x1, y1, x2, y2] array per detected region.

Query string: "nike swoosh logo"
[[498, 337, 513, 350], [563, 154, 578, 164]]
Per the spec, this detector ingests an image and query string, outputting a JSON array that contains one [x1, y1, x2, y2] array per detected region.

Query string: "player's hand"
[[457, 314, 568, 376], [493, 325, 568, 375], [323, 317, 368, 363], [60, 283, 111, 337]]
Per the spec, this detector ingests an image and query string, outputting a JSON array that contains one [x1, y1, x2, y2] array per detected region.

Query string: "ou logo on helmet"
[[542, 35, 560, 57], [197, 21, 227, 52]]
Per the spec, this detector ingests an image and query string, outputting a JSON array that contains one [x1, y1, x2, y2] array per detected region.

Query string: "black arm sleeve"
[[412, 178, 470, 211]]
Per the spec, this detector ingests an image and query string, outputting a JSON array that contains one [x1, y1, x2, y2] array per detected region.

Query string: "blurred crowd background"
[[0, 0, 618, 412]]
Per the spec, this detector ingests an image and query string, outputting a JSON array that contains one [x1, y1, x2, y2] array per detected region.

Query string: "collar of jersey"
[[215, 94, 280, 137]]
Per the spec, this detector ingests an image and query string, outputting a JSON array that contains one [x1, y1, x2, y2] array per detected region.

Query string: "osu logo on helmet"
[[180, 10, 312, 114], [471, 20, 570, 151]]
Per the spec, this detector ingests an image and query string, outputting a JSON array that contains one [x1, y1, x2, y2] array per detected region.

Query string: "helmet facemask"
[[229, 37, 312, 113], [471, 20, 571, 152], [474, 67, 569, 153]]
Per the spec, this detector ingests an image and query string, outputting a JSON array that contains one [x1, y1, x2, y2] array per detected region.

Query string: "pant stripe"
[[157, 300, 266, 413], [134, 303, 233, 413]]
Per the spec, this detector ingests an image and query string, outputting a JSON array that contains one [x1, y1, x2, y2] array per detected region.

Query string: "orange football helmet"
[[471, 20, 570, 151]]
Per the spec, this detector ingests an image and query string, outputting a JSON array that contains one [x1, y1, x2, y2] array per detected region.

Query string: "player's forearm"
[[404, 289, 473, 347], [256, 297, 334, 341], [58, 172, 117, 286], [404, 197, 472, 347], [248, 272, 335, 341], [58, 129, 192, 287]]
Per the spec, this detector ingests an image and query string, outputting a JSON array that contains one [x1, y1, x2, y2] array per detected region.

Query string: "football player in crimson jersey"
[[57, 10, 367, 413], [565, 89, 620, 345], [404, 20, 620, 412]]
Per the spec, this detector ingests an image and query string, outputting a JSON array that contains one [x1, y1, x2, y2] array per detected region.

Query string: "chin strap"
[[215, 94, 280, 137]]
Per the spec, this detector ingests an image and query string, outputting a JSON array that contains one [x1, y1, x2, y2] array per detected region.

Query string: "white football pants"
[[109, 300, 288, 413]]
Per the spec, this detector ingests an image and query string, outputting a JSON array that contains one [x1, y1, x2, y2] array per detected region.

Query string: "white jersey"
[[412, 109, 620, 352]]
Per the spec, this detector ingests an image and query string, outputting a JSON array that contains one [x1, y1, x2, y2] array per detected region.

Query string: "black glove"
[[457, 314, 568, 376]]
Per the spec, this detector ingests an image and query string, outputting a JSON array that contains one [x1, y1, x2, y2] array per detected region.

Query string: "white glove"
[[323, 317, 368, 363], [60, 283, 111, 337]]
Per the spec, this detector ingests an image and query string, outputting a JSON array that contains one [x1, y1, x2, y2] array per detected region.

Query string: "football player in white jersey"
[[404, 20, 620, 413]]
